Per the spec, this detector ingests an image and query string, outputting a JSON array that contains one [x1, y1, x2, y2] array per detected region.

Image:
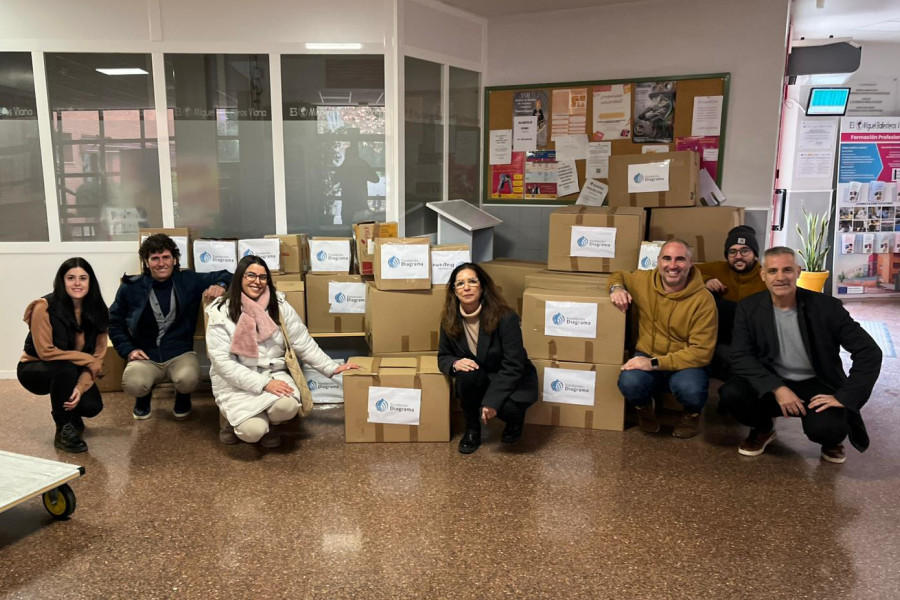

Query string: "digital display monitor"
[[806, 87, 851, 116]]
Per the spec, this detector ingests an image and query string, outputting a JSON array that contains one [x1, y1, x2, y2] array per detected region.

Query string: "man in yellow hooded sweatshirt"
[[609, 239, 718, 438]]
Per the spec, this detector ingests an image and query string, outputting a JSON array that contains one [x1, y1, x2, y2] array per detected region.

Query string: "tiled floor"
[[0, 300, 897, 599]]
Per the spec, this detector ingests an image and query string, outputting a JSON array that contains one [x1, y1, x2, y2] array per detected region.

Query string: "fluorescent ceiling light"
[[96, 68, 149, 76], [304, 43, 362, 50]]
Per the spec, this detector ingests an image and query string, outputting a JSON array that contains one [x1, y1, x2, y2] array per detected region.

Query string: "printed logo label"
[[310, 240, 351, 272], [379, 244, 429, 280], [193, 241, 237, 273], [431, 250, 470, 285], [627, 160, 670, 193], [633, 173, 645, 183], [328, 282, 366, 314], [243, 249, 254, 257], [237, 239, 280, 270], [545, 301, 598, 338], [367, 386, 421, 425], [542, 368, 597, 406], [570, 226, 617, 259], [200, 251, 212, 263], [303, 362, 345, 403]]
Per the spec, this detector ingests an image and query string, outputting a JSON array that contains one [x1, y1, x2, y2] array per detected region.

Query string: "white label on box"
[[543, 367, 597, 406], [544, 301, 598, 338], [141, 235, 189, 266], [310, 239, 351, 272], [367, 386, 421, 425], [193, 240, 237, 273], [328, 282, 366, 314], [570, 226, 617, 258], [627, 160, 670, 193], [431, 250, 471, 285], [380, 244, 430, 280], [238, 239, 281, 271], [303, 360, 344, 404], [638, 241, 664, 270]]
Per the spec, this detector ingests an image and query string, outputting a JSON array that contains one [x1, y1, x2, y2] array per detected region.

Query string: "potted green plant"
[[795, 205, 831, 292]]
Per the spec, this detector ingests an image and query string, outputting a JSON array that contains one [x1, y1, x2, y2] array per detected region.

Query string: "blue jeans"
[[617, 353, 710, 413]]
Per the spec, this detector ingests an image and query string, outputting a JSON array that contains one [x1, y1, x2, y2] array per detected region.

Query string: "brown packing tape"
[[334, 317, 342, 333], [600, 258, 609, 272], [401, 335, 409, 352], [430, 331, 439, 348], [409, 427, 418, 442], [584, 410, 594, 429], [584, 342, 594, 363], [695, 236, 706, 262], [548, 340, 558, 360], [575, 213, 584, 226], [569, 256, 578, 271], [517, 298, 523, 314], [551, 406, 561, 426], [628, 194, 637, 207], [375, 423, 384, 442]]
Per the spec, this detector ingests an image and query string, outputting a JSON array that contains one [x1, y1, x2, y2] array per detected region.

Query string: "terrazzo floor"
[[0, 300, 897, 600]]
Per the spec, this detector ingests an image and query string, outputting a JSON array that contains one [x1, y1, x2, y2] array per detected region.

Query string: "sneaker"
[[72, 415, 85, 432], [132, 394, 152, 420], [173, 393, 192, 421], [672, 412, 701, 439], [458, 428, 481, 454], [635, 400, 660, 433], [738, 429, 777, 456], [219, 424, 239, 445], [821, 444, 846, 464], [54, 423, 87, 453], [259, 429, 281, 449]]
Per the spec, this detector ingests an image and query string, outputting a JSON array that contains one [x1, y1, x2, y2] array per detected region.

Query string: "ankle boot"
[[54, 423, 87, 453], [173, 392, 192, 420], [501, 417, 524, 444], [458, 427, 481, 454], [133, 393, 152, 420]]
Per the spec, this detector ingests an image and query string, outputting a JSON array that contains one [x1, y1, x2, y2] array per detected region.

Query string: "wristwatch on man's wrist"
[[650, 357, 660, 370], [609, 284, 625, 294]]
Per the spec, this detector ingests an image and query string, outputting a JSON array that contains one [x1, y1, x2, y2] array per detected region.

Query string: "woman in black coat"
[[438, 263, 538, 454]]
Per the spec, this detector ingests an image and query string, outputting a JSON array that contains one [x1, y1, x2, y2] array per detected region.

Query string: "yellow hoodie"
[[696, 260, 766, 303], [608, 267, 717, 371]]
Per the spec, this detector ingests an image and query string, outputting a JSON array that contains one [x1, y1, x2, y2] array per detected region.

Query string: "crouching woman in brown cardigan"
[[437, 263, 538, 454], [18, 258, 108, 453]]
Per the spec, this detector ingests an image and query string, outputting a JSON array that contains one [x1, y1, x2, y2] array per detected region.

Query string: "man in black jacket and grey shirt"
[[719, 246, 882, 463]]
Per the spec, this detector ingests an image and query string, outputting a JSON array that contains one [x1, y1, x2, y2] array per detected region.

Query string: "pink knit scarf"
[[230, 288, 278, 358]]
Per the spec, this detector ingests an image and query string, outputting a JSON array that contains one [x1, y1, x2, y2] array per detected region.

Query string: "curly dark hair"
[[439, 263, 512, 339], [139, 233, 181, 275]]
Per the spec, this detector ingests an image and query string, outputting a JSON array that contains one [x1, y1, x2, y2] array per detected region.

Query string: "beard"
[[730, 259, 756, 274]]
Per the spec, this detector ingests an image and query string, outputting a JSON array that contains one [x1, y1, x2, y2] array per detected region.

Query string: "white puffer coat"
[[206, 293, 339, 426]]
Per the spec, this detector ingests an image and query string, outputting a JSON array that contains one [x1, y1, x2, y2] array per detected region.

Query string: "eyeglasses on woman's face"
[[244, 272, 269, 282], [453, 278, 480, 290]]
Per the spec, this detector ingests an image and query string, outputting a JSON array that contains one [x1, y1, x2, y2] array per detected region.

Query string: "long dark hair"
[[50, 257, 109, 333], [222, 255, 280, 325], [440, 262, 512, 338]]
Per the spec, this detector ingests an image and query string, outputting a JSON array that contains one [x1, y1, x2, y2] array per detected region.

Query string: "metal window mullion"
[[442, 63, 449, 203], [32, 52, 62, 243], [270, 52, 287, 234], [151, 52, 175, 228]]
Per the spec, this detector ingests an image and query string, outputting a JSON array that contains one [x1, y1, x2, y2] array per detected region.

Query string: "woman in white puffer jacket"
[[206, 255, 358, 448]]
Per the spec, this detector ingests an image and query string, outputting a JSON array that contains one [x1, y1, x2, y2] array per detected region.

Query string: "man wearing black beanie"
[[697, 225, 767, 380]]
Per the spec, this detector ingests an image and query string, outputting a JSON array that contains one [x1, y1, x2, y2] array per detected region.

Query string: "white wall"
[[485, 0, 791, 210], [848, 41, 900, 115]]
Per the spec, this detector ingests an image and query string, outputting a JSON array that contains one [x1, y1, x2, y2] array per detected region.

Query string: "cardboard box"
[[308, 237, 352, 274], [525, 270, 610, 292], [478, 258, 546, 316], [521, 288, 625, 365], [265, 234, 309, 274], [366, 284, 445, 354], [305, 273, 366, 333], [96, 338, 125, 393], [547, 206, 645, 274], [342, 356, 450, 443], [647, 206, 745, 263], [527, 360, 625, 431], [271, 272, 305, 285], [352, 222, 399, 276], [431, 244, 471, 286], [372, 351, 439, 358], [274, 273, 306, 324], [373, 237, 432, 290], [139, 227, 191, 270], [238, 238, 281, 271], [193, 239, 237, 273], [608, 151, 700, 208]]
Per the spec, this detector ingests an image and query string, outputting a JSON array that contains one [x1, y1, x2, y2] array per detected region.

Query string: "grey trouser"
[[122, 352, 201, 398]]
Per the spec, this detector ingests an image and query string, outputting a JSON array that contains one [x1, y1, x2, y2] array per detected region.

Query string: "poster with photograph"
[[524, 150, 558, 200], [551, 88, 588, 140], [490, 152, 525, 200], [514, 91, 550, 148], [633, 81, 676, 143], [592, 84, 632, 141]]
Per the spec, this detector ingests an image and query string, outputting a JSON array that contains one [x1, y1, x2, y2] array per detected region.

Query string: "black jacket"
[[438, 310, 538, 410], [109, 269, 231, 362], [731, 288, 882, 451]]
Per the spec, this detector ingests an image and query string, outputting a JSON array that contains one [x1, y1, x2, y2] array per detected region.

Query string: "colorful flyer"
[[551, 88, 588, 140], [513, 91, 550, 148], [490, 151, 526, 200], [633, 81, 676, 143], [592, 84, 632, 141], [676, 136, 719, 180], [524, 150, 558, 200], [838, 117, 900, 183]]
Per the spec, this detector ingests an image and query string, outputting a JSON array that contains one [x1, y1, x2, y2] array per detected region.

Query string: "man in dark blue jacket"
[[720, 247, 881, 463], [109, 234, 231, 420]]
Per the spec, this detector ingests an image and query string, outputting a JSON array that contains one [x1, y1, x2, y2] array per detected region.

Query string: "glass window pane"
[[166, 54, 275, 238], [0, 52, 49, 241], [449, 66, 480, 205], [45, 53, 161, 241], [404, 57, 442, 237], [282, 55, 385, 235]]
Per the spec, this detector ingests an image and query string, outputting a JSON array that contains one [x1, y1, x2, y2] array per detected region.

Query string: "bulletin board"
[[483, 73, 730, 205]]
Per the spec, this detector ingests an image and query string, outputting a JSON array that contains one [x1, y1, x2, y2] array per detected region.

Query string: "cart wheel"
[[42, 484, 76, 519]]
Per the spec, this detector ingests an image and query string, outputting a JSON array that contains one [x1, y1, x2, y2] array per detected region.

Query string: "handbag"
[[278, 311, 315, 418]]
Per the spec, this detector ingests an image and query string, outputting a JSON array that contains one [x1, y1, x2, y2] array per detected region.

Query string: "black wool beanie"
[[724, 225, 759, 258]]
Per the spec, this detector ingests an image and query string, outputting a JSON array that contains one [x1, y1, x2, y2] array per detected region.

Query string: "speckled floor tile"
[[0, 301, 898, 600]]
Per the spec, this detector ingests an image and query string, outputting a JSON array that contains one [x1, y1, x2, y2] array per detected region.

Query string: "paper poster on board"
[[513, 91, 549, 148], [633, 81, 676, 143], [524, 150, 558, 200], [551, 88, 588, 140], [592, 84, 632, 141], [676, 136, 719, 180], [490, 151, 526, 200]]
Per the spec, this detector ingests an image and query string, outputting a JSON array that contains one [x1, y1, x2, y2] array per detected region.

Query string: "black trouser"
[[720, 375, 849, 447], [455, 369, 527, 430], [711, 296, 737, 381], [17, 361, 103, 427]]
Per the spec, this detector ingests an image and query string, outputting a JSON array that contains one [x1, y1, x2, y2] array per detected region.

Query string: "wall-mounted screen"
[[807, 87, 850, 116]]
